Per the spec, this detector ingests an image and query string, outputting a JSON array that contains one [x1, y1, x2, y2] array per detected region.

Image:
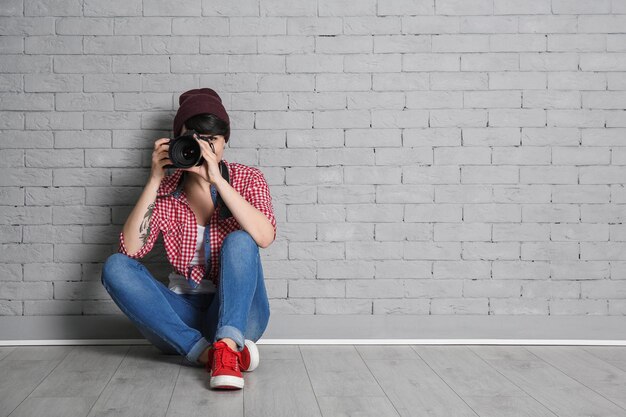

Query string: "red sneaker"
[[240, 339, 259, 372], [208, 340, 244, 389], [206, 339, 259, 373]]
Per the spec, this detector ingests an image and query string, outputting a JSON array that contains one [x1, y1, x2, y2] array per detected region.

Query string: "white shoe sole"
[[243, 339, 259, 372], [210, 374, 244, 389]]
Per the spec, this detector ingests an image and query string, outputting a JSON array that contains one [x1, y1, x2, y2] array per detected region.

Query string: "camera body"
[[165, 129, 210, 169]]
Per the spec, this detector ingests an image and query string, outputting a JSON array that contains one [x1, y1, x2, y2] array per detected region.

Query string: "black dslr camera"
[[163, 129, 233, 219], [165, 129, 217, 169]]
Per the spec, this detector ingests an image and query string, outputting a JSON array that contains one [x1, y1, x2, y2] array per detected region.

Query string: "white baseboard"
[[1, 339, 625, 346]]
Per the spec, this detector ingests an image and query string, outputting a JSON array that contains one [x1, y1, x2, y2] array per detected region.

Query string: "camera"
[[165, 129, 214, 169]]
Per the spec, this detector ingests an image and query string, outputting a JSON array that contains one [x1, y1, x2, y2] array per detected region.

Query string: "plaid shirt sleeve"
[[245, 171, 277, 241], [118, 202, 161, 259]]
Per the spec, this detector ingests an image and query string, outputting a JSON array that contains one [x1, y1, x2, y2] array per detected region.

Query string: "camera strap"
[[216, 161, 232, 220]]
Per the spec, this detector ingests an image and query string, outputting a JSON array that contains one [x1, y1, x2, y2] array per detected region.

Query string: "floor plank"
[[86, 346, 182, 417], [165, 364, 243, 417], [0, 348, 16, 362], [0, 346, 74, 417], [414, 346, 556, 417], [244, 357, 322, 417], [526, 346, 626, 410], [23, 345, 129, 398], [1, 344, 625, 417], [316, 395, 400, 417], [584, 346, 626, 373], [7, 345, 129, 417], [300, 345, 386, 398], [8, 397, 94, 417], [470, 346, 626, 417], [356, 345, 478, 417]]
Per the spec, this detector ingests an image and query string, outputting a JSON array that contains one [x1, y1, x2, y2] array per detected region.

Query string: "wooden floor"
[[0, 344, 625, 417]]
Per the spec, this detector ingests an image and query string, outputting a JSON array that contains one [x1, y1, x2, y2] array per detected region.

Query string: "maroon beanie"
[[172, 88, 230, 138]]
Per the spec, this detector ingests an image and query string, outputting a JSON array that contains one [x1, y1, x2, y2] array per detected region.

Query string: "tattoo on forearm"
[[139, 202, 155, 245]]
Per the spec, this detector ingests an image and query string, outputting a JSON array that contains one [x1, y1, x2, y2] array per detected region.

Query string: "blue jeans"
[[101, 229, 271, 366]]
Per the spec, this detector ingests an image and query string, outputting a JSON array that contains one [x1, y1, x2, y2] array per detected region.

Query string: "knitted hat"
[[172, 88, 230, 138]]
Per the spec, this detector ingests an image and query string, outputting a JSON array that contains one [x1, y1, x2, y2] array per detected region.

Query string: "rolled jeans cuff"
[[215, 325, 245, 352], [186, 336, 211, 364]]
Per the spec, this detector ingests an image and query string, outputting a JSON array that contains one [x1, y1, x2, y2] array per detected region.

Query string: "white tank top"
[[168, 224, 217, 295], [189, 224, 206, 266]]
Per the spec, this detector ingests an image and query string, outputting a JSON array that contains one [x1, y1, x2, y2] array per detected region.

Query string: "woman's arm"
[[119, 177, 162, 257], [213, 174, 276, 249]]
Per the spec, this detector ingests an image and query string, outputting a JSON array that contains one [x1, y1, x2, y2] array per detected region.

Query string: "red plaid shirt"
[[118, 159, 276, 288]]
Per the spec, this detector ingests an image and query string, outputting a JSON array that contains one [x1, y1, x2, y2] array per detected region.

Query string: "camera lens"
[[168, 133, 203, 168]]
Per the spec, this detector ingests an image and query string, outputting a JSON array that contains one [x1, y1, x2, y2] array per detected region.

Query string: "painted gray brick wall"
[[1, 0, 625, 318]]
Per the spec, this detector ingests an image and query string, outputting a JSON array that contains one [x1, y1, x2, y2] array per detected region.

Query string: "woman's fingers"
[[154, 138, 169, 150], [152, 145, 168, 157]]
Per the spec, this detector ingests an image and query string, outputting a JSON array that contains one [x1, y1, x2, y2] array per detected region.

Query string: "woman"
[[100, 88, 276, 390]]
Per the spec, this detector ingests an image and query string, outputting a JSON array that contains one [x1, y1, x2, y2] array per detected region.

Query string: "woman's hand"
[[149, 138, 172, 183], [180, 134, 222, 185]]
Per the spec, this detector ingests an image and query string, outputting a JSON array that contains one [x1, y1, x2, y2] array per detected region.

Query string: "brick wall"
[[1, 0, 626, 317]]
